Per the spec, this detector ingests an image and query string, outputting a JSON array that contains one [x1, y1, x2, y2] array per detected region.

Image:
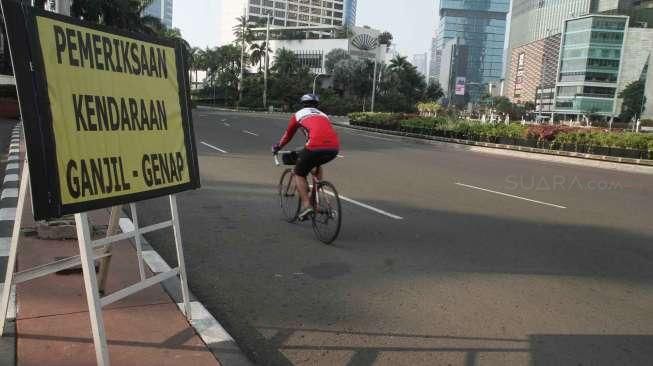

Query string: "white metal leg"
[[75, 212, 110, 366], [130, 203, 146, 281], [98, 206, 121, 294], [0, 160, 28, 335], [169, 195, 191, 321]]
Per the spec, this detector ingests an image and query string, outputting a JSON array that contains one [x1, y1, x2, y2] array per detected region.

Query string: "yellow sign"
[[3, 5, 199, 219]]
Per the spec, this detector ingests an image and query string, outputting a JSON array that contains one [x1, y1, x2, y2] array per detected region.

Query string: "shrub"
[[399, 117, 447, 130], [348, 112, 401, 129]]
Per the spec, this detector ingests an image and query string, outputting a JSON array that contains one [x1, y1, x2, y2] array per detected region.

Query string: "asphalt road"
[[138, 109, 653, 366]]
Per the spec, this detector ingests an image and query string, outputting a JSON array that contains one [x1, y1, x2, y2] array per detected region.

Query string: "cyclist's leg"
[[311, 166, 323, 181], [313, 150, 338, 181], [294, 149, 314, 211]]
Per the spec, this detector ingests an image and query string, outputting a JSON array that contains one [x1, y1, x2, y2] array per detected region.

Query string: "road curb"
[[117, 215, 254, 366], [334, 122, 653, 169], [0, 122, 21, 366], [195, 105, 350, 122]]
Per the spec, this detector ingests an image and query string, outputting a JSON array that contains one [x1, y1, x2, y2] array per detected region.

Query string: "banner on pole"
[[2, 0, 200, 220], [455, 77, 466, 96]]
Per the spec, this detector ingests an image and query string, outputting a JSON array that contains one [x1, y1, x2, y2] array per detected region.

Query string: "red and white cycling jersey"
[[278, 108, 340, 150]]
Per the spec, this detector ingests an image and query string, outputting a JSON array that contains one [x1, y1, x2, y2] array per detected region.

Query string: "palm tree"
[[389, 55, 412, 72], [273, 48, 299, 76], [233, 16, 254, 45], [249, 42, 272, 73]]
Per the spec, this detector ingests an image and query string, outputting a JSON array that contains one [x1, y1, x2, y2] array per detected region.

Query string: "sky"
[[173, 0, 437, 57]]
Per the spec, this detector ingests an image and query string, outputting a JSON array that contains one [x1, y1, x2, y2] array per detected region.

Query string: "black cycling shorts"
[[294, 148, 338, 177]]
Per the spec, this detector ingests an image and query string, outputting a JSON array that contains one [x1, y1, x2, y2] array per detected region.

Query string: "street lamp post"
[[370, 43, 382, 112], [263, 14, 270, 110], [237, 4, 247, 110], [312, 73, 325, 95]]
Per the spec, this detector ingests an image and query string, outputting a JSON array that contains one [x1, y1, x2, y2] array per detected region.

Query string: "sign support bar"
[[0, 162, 193, 365], [75, 211, 111, 365]]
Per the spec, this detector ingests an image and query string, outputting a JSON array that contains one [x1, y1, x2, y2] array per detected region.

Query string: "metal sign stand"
[[0, 160, 193, 366]]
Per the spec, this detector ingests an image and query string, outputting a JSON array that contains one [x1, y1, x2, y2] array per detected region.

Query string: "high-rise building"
[[143, 0, 173, 29], [219, 0, 357, 46], [429, 0, 510, 103], [553, 14, 653, 120], [412, 53, 428, 76], [504, 0, 648, 109], [428, 36, 439, 84]]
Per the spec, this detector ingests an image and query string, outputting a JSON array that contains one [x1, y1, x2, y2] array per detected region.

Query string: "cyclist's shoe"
[[298, 206, 314, 221]]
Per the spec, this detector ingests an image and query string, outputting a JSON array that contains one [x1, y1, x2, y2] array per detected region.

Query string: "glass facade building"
[[430, 0, 510, 102], [554, 15, 628, 116], [143, 0, 173, 29]]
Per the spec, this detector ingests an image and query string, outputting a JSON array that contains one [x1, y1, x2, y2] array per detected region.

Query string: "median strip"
[[455, 183, 567, 209]]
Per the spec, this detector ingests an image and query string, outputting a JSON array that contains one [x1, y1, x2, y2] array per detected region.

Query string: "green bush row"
[[553, 131, 653, 151], [349, 112, 653, 152]]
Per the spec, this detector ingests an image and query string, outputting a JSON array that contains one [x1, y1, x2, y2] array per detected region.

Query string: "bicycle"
[[274, 151, 342, 244]]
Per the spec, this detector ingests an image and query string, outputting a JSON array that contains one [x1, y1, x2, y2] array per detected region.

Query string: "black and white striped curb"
[[0, 123, 22, 323], [117, 216, 253, 366]]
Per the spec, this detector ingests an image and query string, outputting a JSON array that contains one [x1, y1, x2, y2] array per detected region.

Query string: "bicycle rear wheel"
[[279, 169, 300, 222], [312, 181, 342, 244]]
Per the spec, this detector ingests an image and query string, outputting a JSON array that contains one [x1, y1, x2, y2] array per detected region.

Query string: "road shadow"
[[135, 179, 653, 365]]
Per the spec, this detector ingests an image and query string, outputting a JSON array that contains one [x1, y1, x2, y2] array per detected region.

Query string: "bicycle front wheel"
[[312, 181, 342, 244], [279, 169, 300, 222]]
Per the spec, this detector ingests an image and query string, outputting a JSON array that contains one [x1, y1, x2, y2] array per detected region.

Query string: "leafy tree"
[[269, 49, 312, 110], [71, 0, 164, 35], [619, 80, 646, 121], [423, 82, 444, 102], [378, 31, 393, 46], [324, 49, 350, 74], [494, 97, 513, 115], [524, 101, 536, 112]]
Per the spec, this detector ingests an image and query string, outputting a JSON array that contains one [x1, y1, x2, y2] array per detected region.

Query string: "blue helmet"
[[300, 94, 320, 106]]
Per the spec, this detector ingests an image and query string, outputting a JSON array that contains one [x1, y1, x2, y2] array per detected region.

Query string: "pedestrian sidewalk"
[[14, 206, 221, 366], [0, 120, 247, 366]]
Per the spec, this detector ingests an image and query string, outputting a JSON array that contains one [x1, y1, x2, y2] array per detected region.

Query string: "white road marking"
[[8, 149, 18, 154], [5, 163, 18, 171], [455, 183, 567, 209], [337, 155, 344, 158], [0, 207, 16, 221], [1, 188, 18, 200], [7, 156, 18, 162], [3, 174, 18, 183], [356, 133, 399, 142], [223, 122, 231, 127], [201, 141, 229, 154], [243, 130, 259, 137], [325, 192, 403, 220]]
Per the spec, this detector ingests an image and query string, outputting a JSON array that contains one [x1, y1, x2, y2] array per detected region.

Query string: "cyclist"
[[273, 94, 340, 220]]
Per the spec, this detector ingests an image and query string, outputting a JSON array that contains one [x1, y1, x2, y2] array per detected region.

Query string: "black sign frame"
[[1, 0, 201, 220]]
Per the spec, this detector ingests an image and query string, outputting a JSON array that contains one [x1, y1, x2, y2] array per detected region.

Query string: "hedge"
[[348, 112, 653, 159]]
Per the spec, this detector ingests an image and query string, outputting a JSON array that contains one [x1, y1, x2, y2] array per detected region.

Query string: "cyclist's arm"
[[278, 114, 299, 148]]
